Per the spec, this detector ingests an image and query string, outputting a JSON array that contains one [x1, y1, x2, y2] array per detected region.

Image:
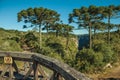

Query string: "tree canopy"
[[17, 7, 60, 48]]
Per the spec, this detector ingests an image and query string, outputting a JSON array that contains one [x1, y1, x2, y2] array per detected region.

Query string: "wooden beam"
[[0, 51, 33, 62], [23, 63, 33, 79], [33, 54, 91, 80], [9, 64, 13, 80], [0, 51, 91, 80], [0, 65, 9, 77], [58, 74, 64, 80], [38, 65, 47, 78], [33, 61, 38, 80]]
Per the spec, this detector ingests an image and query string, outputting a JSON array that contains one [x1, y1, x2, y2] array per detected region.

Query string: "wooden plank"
[[33, 54, 91, 80], [0, 65, 9, 77], [32, 55, 76, 80], [0, 51, 33, 62], [58, 74, 64, 80], [0, 51, 91, 80], [9, 64, 13, 80], [38, 65, 46, 78], [23, 64, 33, 79], [33, 61, 38, 80]]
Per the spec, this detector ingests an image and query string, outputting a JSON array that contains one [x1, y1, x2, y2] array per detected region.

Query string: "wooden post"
[[12, 60, 19, 73], [1, 56, 13, 79], [50, 71, 64, 80], [58, 74, 64, 80], [50, 71, 59, 80], [23, 64, 33, 79], [9, 64, 13, 80], [0, 65, 9, 77], [33, 61, 38, 80], [38, 65, 47, 79]]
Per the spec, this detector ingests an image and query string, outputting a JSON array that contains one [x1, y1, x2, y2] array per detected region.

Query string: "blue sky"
[[0, 0, 120, 34]]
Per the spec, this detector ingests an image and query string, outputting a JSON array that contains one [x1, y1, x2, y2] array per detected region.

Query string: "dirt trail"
[[99, 66, 120, 78], [88, 65, 120, 80]]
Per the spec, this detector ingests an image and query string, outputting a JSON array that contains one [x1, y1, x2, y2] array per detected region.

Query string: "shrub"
[[75, 49, 95, 72], [47, 42, 65, 57], [94, 43, 116, 63], [0, 40, 22, 51]]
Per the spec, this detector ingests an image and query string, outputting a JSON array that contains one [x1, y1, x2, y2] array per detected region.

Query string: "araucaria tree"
[[69, 5, 100, 49], [99, 5, 120, 44], [17, 7, 60, 48], [69, 5, 120, 48]]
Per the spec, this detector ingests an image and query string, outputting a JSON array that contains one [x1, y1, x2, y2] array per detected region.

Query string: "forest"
[[0, 5, 120, 77]]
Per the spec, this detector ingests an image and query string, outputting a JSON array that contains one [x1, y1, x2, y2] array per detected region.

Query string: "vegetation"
[[17, 7, 60, 48], [0, 5, 120, 75], [69, 5, 120, 48]]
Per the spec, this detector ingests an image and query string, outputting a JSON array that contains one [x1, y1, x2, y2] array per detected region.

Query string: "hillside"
[[0, 28, 120, 79], [0, 28, 78, 63], [0, 28, 23, 51]]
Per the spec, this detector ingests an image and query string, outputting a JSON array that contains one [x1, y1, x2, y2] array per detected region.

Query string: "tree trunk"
[[118, 26, 120, 39], [39, 25, 42, 49], [89, 23, 92, 49], [108, 15, 111, 44], [118, 26, 120, 33], [94, 28, 96, 39], [56, 30, 58, 37], [66, 34, 69, 50]]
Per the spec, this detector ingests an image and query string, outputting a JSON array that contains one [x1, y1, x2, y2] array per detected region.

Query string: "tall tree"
[[115, 5, 120, 35], [17, 7, 60, 48], [100, 5, 116, 44], [107, 5, 115, 44], [69, 5, 99, 49], [92, 22, 105, 39], [98, 5, 120, 44]]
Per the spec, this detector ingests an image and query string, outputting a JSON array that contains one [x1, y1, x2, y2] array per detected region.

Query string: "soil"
[[99, 66, 120, 78], [88, 65, 120, 80]]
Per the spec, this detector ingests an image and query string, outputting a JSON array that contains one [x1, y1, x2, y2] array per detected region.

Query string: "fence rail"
[[0, 51, 91, 80]]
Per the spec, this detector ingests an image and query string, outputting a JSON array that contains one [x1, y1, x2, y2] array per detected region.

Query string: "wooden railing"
[[0, 51, 91, 80]]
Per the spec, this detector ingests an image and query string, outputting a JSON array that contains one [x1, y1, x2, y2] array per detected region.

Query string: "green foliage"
[[18, 7, 61, 48], [24, 32, 39, 48], [35, 46, 52, 55], [94, 43, 115, 63], [69, 5, 120, 49], [0, 4, 120, 75], [93, 52, 104, 67], [47, 42, 64, 55], [0, 58, 4, 64], [76, 49, 95, 63], [75, 49, 95, 72], [0, 40, 22, 51], [75, 44, 118, 73]]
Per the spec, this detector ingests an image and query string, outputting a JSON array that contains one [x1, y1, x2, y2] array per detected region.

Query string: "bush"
[[0, 40, 22, 51], [75, 47, 116, 73], [75, 49, 95, 72], [93, 52, 104, 67], [47, 42, 65, 57], [94, 43, 116, 63]]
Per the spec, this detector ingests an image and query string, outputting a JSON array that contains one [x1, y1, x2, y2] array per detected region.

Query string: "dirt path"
[[99, 66, 120, 78], [87, 65, 120, 80]]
